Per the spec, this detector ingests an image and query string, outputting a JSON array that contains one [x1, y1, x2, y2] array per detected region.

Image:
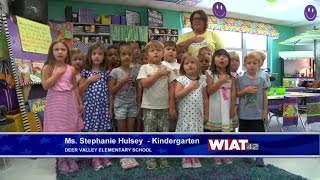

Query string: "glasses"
[[192, 17, 203, 21]]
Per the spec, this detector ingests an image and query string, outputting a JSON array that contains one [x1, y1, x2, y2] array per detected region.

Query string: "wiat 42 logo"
[[208, 139, 259, 151]]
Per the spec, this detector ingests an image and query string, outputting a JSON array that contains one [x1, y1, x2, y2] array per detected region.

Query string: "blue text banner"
[[0, 133, 319, 157]]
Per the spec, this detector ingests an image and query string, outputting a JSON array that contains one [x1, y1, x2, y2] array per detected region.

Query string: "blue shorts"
[[114, 99, 137, 120]]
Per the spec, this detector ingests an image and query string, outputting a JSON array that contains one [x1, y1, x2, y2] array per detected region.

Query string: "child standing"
[[162, 41, 180, 132], [42, 40, 83, 174], [107, 45, 120, 70], [229, 51, 240, 77], [129, 41, 142, 71], [255, 50, 271, 87], [236, 52, 269, 167], [109, 43, 139, 169], [197, 47, 212, 74], [176, 45, 186, 64], [162, 41, 180, 77], [70, 48, 85, 85], [137, 40, 177, 169], [175, 54, 208, 168], [205, 49, 236, 164], [79, 42, 113, 170]]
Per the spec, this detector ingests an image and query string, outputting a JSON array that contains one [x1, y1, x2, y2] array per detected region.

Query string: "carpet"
[[57, 158, 307, 180]]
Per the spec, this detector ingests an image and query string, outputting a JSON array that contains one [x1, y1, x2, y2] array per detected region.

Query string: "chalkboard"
[[148, 9, 163, 27]]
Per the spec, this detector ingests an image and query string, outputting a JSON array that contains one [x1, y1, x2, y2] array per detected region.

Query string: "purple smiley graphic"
[[304, 5, 317, 21], [212, 2, 227, 19]]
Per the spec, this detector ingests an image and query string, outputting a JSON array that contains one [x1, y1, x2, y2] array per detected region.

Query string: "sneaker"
[[57, 159, 70, 174], [146, 158, 157, 169], [213, 158, 222, 165], [67, 159, 79, 173], [92, 158, 103, 171], [222, 158, 233, 164], [120, 158, 139, 170], [255, 158, 265, 167], [100, 158, 112, 167], [191, 158, 202, 168], [182, 158, 192, 168], [159, 158, 169, 168]]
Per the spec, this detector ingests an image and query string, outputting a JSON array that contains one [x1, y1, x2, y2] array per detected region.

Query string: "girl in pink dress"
[[42, 40, 83, 174]]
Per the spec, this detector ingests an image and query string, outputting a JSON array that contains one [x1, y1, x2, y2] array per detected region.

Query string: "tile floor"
[[0, 115, 319, 180]]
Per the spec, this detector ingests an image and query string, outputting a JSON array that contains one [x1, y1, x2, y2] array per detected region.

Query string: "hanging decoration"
[[212, 2, 227, 19], [304, 5, 317, 21], [181, 13, 279, 38]]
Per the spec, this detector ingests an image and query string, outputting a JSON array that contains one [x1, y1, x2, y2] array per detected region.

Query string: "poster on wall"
[[14, 58, 43, 86], [126, 10, 140, 26], [16, 16, 52, 54], [148, 9, 163, 27]]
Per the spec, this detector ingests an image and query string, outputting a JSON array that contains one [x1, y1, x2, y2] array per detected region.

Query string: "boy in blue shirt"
[[236, 52, 269, 167]]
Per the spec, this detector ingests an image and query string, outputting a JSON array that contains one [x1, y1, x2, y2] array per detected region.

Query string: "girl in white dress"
[[205, 49, 236, 165], [175, 53, 208, 168]]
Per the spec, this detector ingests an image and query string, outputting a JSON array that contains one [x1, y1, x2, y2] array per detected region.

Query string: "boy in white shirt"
[[137, 40, 177, 169], [162, 41, 180, 77]]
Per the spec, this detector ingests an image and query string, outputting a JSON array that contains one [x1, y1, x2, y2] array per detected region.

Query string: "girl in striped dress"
[[42, 40, 83, 174]]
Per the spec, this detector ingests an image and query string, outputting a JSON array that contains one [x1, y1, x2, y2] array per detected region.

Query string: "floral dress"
[[81, 69, 112, 131]]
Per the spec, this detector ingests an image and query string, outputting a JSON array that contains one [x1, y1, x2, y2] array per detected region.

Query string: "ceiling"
[[73, 0, 320, 27]]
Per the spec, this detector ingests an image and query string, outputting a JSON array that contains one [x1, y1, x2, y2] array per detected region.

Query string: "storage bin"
[[101, 15, 111, 25], [275, 87, 286, 95], [111, 15, 121, 24], [5, 112, 41, 132], [120, 16, 126, 25]]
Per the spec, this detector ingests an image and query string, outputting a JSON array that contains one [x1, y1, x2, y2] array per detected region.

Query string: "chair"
[[268, 98, 283, 132], [268, 96, 302, 132], [282, 96, 300, 131], [304, 96, 320, 131]]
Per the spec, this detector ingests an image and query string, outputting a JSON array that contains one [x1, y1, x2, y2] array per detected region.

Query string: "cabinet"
[[148, 27, 178, 43], [72, 23, 111, 52]]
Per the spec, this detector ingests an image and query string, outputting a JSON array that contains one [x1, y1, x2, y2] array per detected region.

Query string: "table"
[[304, 88, 320, 93], [268, 92, 320, 100]]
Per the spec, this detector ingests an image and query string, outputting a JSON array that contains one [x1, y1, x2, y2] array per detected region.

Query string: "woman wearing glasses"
[[177, 10, 225, 57]]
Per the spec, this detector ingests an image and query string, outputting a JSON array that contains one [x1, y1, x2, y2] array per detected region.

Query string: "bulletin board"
[[1, 14, 49, 132]]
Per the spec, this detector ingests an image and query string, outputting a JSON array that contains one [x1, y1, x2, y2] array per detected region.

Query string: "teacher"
[[177, 10, 225, 57]]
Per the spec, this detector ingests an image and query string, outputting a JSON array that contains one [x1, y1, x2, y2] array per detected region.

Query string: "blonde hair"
[[255, 50, 266, 61], [70, 48, 84, 61], [244, 52, 261, 64], [229, 51, 240, 60], [145, 40, 163, 53], [198, 46, 212, 57], [179, 53, 201, 75]]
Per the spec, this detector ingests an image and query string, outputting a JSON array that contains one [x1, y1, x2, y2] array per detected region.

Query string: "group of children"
[[42, 39, 269, 174]]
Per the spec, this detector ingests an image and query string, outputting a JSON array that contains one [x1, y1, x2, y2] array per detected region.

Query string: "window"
[[181, 28, 269, 73], [244, 33, 267, 50], [215, 31, 268, 72], [215, 30, 241, 49]]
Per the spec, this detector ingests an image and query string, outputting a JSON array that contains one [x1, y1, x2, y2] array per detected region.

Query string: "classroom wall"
[[48, 0, 182, 30], [48, 0, 295, 86], [268, 25, 295, 86]]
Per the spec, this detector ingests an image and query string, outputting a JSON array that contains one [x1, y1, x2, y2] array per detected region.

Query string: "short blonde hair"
[[255, 50, 266, 61], [229, 51, 240, 60], [179, 53, 201, 76], [145, 40, 163, 53], [244, 52, 261, 64], [198, 46, 212, 57], [69, 48, 84, 64]]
